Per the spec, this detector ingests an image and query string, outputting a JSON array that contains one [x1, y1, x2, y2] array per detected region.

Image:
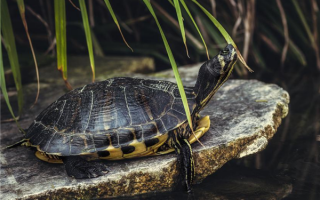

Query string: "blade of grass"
[[168, 0, 174, 7], [288, 39, 307, 66], [79, 0, 95, 82], [292, 0, 315, 44], [180, 0, 210, 59], [276, 0, 289, 67], [189, 5, 225, 49], [265, 23, 307, 66], [68, 0, 80, 11], [252, 44, 267, 69], [192, 0, 253, 73], [103, 0, 133, 52], [17, 0, 40, 107], [292, 0, 320, 70], [143, 0, 203, 145], [0, 0, 22, 129], [1, 0, 24, 115], [152, 1, 204, 53], [91, 29, 105, 57], [173, 0, 189, 57], [54, 0, 72, 89]]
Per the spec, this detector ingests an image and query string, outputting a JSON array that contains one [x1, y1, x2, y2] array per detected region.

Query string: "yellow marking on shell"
[[188, 115, 210, 144], [104, 124, 111, 130], [80, 135, 88, 149], [140, 90, 154, 120], [35, 151, 63, 164], [134, 133, 169, 158], [145, 108, 154, 120], [101, 133, 169, 160], [26, 139, 63, 157], [153, 116, 210, 155], [79, 151, 96, 156], [101, 145, 123, 160], [122, 139, 147, 159], [99, 133, 123, 160]]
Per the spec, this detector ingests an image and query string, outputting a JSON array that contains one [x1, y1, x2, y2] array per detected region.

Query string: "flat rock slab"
[[0, 79, 289, 200]]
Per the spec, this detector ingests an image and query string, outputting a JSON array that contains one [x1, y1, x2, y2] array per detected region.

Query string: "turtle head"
[[194, 44, 238, 109]]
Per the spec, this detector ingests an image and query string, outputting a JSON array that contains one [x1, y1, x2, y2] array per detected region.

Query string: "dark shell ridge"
[[26, 78, 197, 155]]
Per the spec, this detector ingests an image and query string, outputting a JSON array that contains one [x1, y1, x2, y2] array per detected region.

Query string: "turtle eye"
[[221, 49, 229, 55]]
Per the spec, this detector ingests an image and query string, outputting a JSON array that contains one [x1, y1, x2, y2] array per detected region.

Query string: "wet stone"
[[1, 69, 289, 199]]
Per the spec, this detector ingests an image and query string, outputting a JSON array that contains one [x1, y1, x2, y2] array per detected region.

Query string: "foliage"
[[1, 0, 319, 122]]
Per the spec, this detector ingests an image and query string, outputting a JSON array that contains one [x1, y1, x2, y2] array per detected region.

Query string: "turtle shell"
[[26, 77, 197, 159]]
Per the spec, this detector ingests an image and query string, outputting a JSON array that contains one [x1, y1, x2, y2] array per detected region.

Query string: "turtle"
[[10, 44, 237, 192]]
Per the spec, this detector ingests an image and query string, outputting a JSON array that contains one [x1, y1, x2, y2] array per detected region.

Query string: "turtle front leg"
[[175, 139, 195, 193], [62, 157, 109, 179]]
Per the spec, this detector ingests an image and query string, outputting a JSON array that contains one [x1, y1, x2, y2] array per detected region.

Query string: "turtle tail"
[[2, 138, 28, 151]]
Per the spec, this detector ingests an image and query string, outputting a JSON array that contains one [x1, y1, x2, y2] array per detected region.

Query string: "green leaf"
[[142, 0, 194, 132], [168, 0, 174, 7], [54, 0, 71, 89], [91, 29, 105, 57], [1, 0, 24, 115], [17, 0, 40, 106], [79, 0, 95, 82], [103, 0, 133, 52], [179, 0, 210, 59], [269, 22, 307, 66], [292, 0, 320, 69], [192, 0, 253, 72], [173, 0, 189, 57], [292, 0, 315, 44], [288, 39, 307, 66], [0, 0, 21, 128]]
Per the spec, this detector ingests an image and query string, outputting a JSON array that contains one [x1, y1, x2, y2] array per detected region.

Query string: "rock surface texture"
[[0, 78, 289, 199]]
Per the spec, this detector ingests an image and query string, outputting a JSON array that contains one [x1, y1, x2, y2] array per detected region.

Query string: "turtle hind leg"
[[62, 157, 109, 179], [176, 139, 195, 193]]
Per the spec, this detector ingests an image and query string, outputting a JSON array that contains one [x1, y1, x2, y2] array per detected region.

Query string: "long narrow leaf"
[[103, 0, 133, 52], [79, 0, 95, 82], [269, 22, 307, 66], [173, 0, 189, 57], [0, 0, 21, 128], [180, 0, 210, 59], [142, 0, 195, 134], [292, 0, 320, 70], [17, 0, 40, 106], [189, 4, 225, 49], [91, 29, 105, 57], [292, 0, 315, 44], [192, 0, 253, 72], [1, 0, 24, 115], [54, 0, 71, 89]]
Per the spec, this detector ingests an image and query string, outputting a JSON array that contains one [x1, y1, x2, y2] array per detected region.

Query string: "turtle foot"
[[62, 156, 109, 179]]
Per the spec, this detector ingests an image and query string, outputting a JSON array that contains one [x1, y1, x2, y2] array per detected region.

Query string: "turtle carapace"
[[13, 44, 237, 192]]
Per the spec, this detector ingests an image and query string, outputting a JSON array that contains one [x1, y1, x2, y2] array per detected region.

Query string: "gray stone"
[[38, 56, 155, 87], [0, 64, 290, 199]]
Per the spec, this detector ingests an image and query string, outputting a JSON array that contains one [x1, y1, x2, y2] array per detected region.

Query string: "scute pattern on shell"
[[26, 77, 197, 156]]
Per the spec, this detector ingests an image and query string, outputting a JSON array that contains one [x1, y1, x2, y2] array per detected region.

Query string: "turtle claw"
[[85, 163, 109, 178], [62, 156, 109, 179]]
